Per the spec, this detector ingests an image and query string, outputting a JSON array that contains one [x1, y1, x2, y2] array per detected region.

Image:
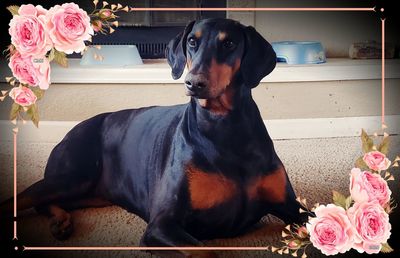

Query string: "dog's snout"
[[185, 74, 207, 94], [185, 80, 206, 90]]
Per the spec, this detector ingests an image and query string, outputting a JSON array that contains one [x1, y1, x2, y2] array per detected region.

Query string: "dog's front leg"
[[140, 215, 217, 258]]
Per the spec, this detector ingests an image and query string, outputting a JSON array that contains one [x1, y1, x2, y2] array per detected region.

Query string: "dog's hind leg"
[[0, 175, 93, 216], [0, 178, 89, 240]]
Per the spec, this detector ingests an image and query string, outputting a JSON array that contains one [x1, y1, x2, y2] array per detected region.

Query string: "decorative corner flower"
[[8, 4, 53, 58], [3, 1, 131, 127], [9, 86, 37, 107], [363, 151, 391, 172], [278, 129, 396, 256], [46, 3, 94, 54], [347, 201, 391, 254], [9, 52, 51, 90], [349, 168, 391, 207], [307, 204, 355, 255]]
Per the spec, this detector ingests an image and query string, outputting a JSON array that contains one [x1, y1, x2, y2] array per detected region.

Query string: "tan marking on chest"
[[247, 166, 287, 203], [186, 165, 237, 210]]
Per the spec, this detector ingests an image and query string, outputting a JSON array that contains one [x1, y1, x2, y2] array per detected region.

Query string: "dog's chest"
[[185, 164, 287, 211], [184, 164, 287, 237]]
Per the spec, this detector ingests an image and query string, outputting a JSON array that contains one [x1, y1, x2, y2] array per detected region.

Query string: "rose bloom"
[[306, 204, 354, 256], [9, 52, 51, 90], [47, 3, 94, 54], [8, 4, 52, 57], [347, 201, 391, 254], [363, 151, 391, 172], [92, 20, 103, 32], [297, 226, 308, 238], [9, 86, 37, 107], [287, 240, 299, 249], [350, 168, 391, 207]]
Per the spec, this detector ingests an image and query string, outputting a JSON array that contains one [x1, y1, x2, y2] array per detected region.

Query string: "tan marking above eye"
[[195, 30, 202, 38], [247, 166, 287, 203], [186, 164, 237, 210], [218, 32, 227, 41]]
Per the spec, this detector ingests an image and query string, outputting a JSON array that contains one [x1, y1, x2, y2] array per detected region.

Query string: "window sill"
[[1, 58, 399, 84]]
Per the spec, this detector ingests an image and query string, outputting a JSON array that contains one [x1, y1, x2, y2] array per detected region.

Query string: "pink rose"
[[347, 201, 391, 254], [9, 52, 51, 90], [287, 240, 298, 249], [8, 4, 52, 57], [47, 3, 94, 54], [363, 151, 391, 172], [92, 20, 103, 32], [306, 204, 354, 255], [9, 86, 37, 107], [350, 168, 391, 207], [297, 226, 308, 238]]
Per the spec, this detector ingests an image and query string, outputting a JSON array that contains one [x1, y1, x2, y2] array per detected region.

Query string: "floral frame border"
[[3, 3, 396, 257]]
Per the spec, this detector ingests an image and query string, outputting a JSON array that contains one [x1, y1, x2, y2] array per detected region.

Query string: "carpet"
[[1, 136, 399, 258]]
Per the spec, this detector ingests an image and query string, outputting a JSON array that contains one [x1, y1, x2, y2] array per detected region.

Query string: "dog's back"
[[95, 104, 187, 219]]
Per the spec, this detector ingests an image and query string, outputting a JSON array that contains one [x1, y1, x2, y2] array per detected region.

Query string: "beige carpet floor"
[[1, 136, 399, 258]]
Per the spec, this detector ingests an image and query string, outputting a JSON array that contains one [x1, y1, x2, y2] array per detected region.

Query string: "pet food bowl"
[[80, 45, 143, 66], [271, 41, 326, 64]]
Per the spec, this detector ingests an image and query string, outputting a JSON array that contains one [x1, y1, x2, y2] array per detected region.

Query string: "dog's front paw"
[[49, 214, 73, 240]]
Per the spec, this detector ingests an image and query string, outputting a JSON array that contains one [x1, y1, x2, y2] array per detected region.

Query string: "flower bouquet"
[[274, 129, 398, 257], [1, 1, 130, 127]]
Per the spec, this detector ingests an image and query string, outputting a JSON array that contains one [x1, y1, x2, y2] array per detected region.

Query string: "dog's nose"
[[185, 74, 207, 93]]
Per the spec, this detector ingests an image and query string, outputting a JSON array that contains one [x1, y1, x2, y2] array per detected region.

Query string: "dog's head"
[[166, 18, 276, 106]]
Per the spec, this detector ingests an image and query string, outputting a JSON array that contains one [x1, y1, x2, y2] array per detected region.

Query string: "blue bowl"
[[271, 41, 326, 65]]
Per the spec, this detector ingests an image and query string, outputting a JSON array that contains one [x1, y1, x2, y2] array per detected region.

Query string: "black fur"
[[1, 18, 305, 257]]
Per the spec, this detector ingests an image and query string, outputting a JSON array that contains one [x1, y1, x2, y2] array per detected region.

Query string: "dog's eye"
[[223, 40, 235, 50], [188, 37, 197, 48]]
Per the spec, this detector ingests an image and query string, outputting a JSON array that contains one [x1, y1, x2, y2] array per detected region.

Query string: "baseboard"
[[0, 115, 399, 143]]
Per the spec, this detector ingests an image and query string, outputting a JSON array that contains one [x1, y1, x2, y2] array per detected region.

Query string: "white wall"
[[229, 0, 399, 58]]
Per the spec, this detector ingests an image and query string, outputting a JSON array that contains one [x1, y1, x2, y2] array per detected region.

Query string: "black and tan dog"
[[1, 18, 306, 257]]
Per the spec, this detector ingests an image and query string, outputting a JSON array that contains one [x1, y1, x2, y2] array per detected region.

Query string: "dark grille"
[[136, 43, 168, 58], [84, 0, 226, 59]]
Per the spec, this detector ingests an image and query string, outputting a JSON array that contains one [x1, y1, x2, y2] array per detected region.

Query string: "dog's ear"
[[241, 26, 276, 88], [166, 21, 195, 80]]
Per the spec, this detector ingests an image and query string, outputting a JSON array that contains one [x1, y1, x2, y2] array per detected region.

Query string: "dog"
[[1, 18, 306, 257]]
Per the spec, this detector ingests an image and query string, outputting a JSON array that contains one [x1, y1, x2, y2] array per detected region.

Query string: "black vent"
[[136, 43, 168, 59], [87, 0, 227, 59]]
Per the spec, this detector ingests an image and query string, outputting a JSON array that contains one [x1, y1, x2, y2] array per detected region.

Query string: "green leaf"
[[361, 129, 374, 153], [7, 5, 20, 16], [53, 49, 68, 68], [345, 196, 352, 210], [355, 156, 369, 170], [30, 87, 45, 100], [47, 48, 55, 62], [381, 242, 394, 253], [332, 190, 347, 209], [9, 103, 21, 120], [26, 104, 39, 128], [378, 136, 390, 155]]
